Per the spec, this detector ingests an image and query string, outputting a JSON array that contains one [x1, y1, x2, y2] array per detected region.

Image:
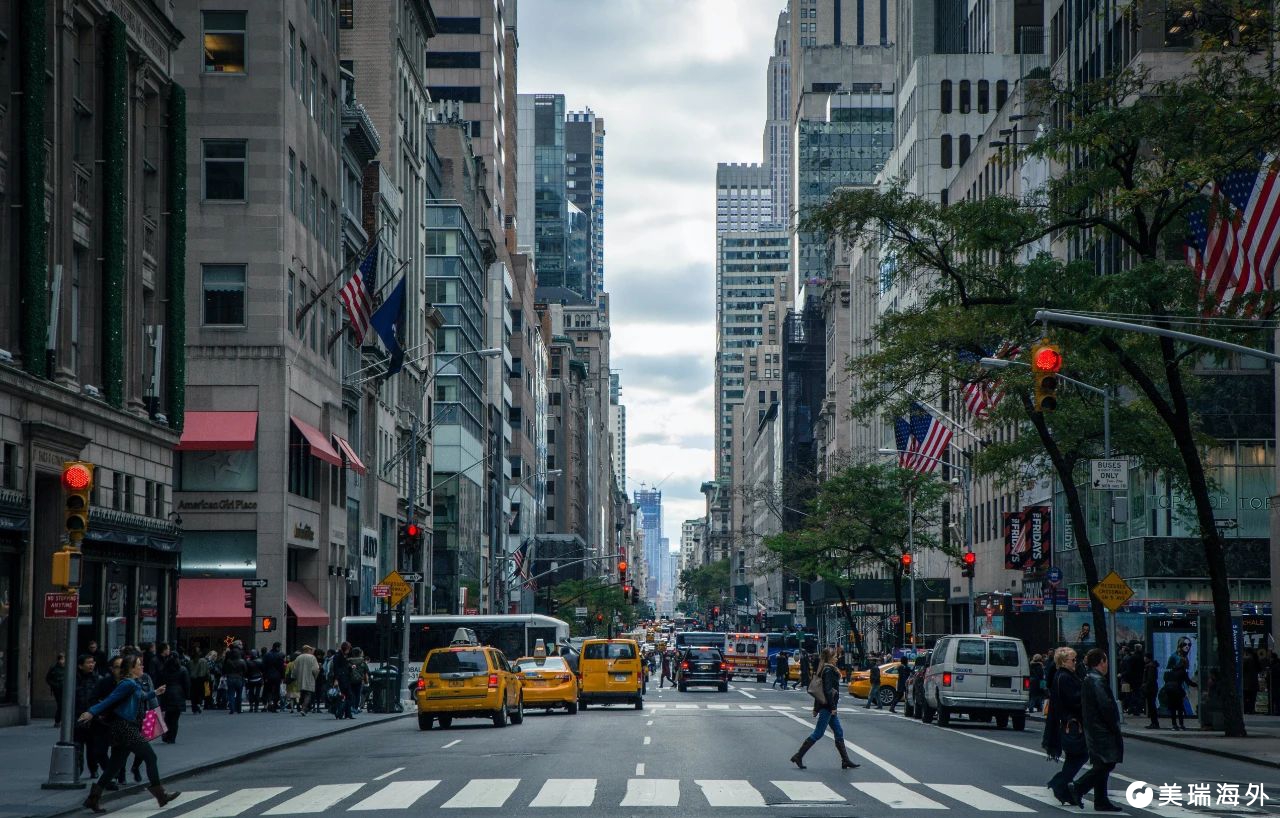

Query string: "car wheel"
[[757, 675, 767, 683], [567, 700, 578, 715], [905, 702, 915, 718], [937, 702, 951, 726], [878, 686, 897, 707], [678, 683, 686, 692], [580, 700, 588, 710], [1012, 713, 1026, 731], [417, 713, 433, 731], [492, 704, 508, 728], [995, 714, 1009, 729], [511, 697, 524, 725], [634, 697, 644, 710], [718, 683, 728, 693], [438, 716, 452, 729], [922, 701, 935, 723]]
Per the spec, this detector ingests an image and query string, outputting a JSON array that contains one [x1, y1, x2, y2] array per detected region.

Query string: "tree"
[[678, 559, 730, 615], [551, 579, 635, 636]]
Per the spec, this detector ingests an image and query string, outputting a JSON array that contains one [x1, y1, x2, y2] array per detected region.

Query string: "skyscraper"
[[530, 94, 569, 291], [566, 109, 606, 297], [765, 9, 792, 226], [634, 488, 663, 604]]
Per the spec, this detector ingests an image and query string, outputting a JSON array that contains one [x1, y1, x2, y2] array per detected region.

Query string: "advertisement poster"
[[1057, 612, 1145, 647], [1149, 619, 1198, 717], [1004, 512, 1025, 570], [1004, 507, 1051, 571]]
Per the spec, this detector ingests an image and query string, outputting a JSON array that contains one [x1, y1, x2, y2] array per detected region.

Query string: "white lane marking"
[[769, 705, 794, 710], [620, 779, 680, 807], [114, 791, 218, 818], [675, 704, 698, 709], [440, 779, 520, 809], [264, 785, 364, 815], [771, 781, 845, 802], [926, 784, 1033, 812], [934, 724, 1045, 757], [706, 703, 730, 709], [647, 703, 667, 708], [643, 735, 652, 745], [1005, 786, 1129, 815], [373, 768, 404, 782], [853, 783, 947, 809], [646, 719, 654, 725], [529, 779, 596, 808], [441, 739, 462, 749], [778, 710, 917, 784], [738, 688, 758, 699], [348, 781, 439, 811], [182, 789, 289, 818], [696, 780, 766, 807], [738, 704, 764, 710], [635, 763, 645, 776]]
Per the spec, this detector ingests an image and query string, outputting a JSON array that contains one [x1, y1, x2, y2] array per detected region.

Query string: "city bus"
[[766, 630, 817, 672], [725, 632, 769, 682], [340, 614, 570, 666], [673, 630, 728, 653]]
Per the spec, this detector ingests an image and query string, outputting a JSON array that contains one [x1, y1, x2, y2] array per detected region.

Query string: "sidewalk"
[[1029, 711, 1280, 770], [0, 703, 414, 818]]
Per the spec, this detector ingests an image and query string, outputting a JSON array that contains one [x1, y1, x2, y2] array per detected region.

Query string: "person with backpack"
[[790, 647, 859, 770], [78, 654, 180, 813], [348, 648, 370, 714]]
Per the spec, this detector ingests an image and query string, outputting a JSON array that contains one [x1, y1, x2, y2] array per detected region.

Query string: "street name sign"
[[574, 606, 588, 618], [1090, 459, 1129, 491], [399, 572, 424, 583], [241, 578, 269, 589], [44, 592, 79, 618], [1091, 571, 1134, 612], [372, 584, 391, 599], [379, 571, 413, 607]]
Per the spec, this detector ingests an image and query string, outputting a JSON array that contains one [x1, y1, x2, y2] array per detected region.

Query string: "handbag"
[[140, 707, 168, 742], [806, 674, 827, 706], [1061, 718, 1086, 754]]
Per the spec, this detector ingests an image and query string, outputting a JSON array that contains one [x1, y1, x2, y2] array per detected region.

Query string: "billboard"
[[1004, 506, 1051, 571]]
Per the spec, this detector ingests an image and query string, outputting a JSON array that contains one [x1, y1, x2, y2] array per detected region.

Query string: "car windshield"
[[584, 642, 636, 660], [425, 649, 488, 674], [515, 657, 568, 672], [687, 649, 723, 661], [989, 641, 1020, 667]]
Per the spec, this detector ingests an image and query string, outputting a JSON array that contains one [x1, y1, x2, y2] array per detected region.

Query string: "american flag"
[[512, 541, 535, 590], [1186, 157, 1280, 311], [959, 344, 1021, 419], [338, 245, 378, 344], [893, 416, 917, 469], [907, 403, 953, 475]]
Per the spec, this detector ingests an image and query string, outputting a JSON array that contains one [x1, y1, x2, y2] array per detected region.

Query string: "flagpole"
[[328, 259, 411, 353], [294, 227, 384, 331]]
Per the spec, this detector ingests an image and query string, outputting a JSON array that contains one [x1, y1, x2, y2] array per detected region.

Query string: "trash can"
[[368, 665, 403, 713]]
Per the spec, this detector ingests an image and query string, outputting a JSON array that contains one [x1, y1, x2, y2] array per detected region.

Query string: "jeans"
[[298, 690, 313, 714], [808, 708, 845, 742], [1047, 749, 1088, 797], [226, 678, 244, 713], [98, 736, 159, 788], [866, 684, 881, 707], [246, 679, 263, 711], [1073, 760, 1117, 806], [350, 682, 363, 712], [161, 709, 182, 743]]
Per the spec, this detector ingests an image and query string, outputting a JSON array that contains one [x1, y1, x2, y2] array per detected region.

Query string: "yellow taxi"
[[848, 661, 904, 707], [578, 638, 644, 710], [514, 641, 579, 715], [415, 628, 525, 730]]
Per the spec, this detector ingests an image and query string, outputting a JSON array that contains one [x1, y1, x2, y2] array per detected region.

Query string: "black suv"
[[677, 647, 729, 692]]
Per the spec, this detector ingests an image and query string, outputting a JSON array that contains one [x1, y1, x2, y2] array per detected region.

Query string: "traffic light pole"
[[907, 490, 916, 647]]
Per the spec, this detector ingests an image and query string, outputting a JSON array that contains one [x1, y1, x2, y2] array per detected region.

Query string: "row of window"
[[287, 149, 341, 258], [939, 79, 1009, 115], [288, 26, 342, 145]]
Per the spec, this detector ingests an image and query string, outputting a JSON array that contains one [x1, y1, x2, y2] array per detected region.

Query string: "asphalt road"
[[96, 679, 1280, 817]]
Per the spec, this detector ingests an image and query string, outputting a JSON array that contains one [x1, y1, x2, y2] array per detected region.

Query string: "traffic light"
[[399, 521, 424, 552], [900, 553, 913, 569], [62, 461, 94, 545], [596, 613, 604, 623], [244, 588, 256, 610], [617, 560, 627, 573], [961, 551, 976, 578], [712, 605, 720, 618], [256, 616, 277, 632], [1031, 339, 1063, 412], [631, 587, 640, 605]]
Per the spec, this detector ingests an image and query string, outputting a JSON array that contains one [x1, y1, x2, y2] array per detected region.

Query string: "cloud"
[[520, 0, 780, 545]]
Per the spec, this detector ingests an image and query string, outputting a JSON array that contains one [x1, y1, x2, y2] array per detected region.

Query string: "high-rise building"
[[610, 372, 626, 493], [634, 488, 663, 603], [566, 109, 606, 296], [765, 9, 792, 226], [529, 94, 570, 291]]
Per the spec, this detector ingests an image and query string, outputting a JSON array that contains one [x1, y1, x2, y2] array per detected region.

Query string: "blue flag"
[[370, 275, 407, 376]]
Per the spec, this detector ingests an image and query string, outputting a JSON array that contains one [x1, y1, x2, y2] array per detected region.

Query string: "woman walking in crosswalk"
[[790, 647, 859, 770]]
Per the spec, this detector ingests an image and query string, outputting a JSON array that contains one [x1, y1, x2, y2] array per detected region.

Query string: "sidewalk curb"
[[28, 710, 415, 818], [1027, 714, 1280, 771]]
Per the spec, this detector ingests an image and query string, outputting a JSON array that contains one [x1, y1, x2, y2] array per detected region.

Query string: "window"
[[288, 150, 296, 214], [426, 86, 481, 103], [310, 59, 318, 116], [202, 264, 246, 325], [989, 641, 1020, 667], [288, 273, 296, 331], [959, 80, 971, 114], [940, 80, 952, 113], [298, 163, 308, 228], [996, 79, 1008, 111], [288, 423, 318, 499], [940, 134, 953, 168], [977, 80, 990, 114], [339, 0, 353, 28], [299, 42, 308, 102], [203, 11, 246, 74], [425, 52, 482, 69], [203, 140, 247, 200], [959, 134, 971, 164], [288, 26, 296, 89], [546, 480, 555, 495], [435, 16, 482, 33], [956, 639, 987, 665], [547, 429, 555, 444]]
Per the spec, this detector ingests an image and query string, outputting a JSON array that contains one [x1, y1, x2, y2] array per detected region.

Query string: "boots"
[[83, 784, 107, 814], [148, 786, 180, 808], [835, 739, 860, 769], [790, 737, 816, 769]]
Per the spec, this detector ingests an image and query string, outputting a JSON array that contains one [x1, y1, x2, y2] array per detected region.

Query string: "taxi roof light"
[[451, 627, 479, 646]]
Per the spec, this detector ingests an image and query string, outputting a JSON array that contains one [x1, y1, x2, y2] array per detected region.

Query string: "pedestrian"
[[262, 642, 286, 713], [222, 648, 247, 714], [889, 656, 909, 713], [1243, 647, 1260, 714], [188, 652, 209, 714], [245, 650, 264, 713], [1124, 643, 1146, 715], [141, 643, 160, 681], [659, 651, 671, 689], [74, 655, 101, 777], [1160, 637, 1196, 731], [292, 645, 320, 716], [85, 641, 109, 677], [284, 653, 301, 712], [90, 657, 126, 789], [78, 654, 181, 814], [331, 642, 356, 719], [349, 648, 370, 714], [210, 651, 226, 710], [1042, 648, 1088, 806], [1142, 652, 1160, 729], [774, 652, 790, 690], [1067, 648, 1123, 811], [789, 647, 859, 770], [798, 647, 812, 693], [865, 656, 883, 709], [46, 653, 67, 726], [128, 654, 158, 784], [156, 653, 189, 744]]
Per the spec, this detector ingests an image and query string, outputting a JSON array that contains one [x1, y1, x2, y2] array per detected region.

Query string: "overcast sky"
[[520, 0, 782, 550]]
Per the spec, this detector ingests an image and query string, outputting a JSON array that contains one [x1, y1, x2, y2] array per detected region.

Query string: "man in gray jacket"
[[292, 646, 321, 717], [1069, 648, 1123, 812]]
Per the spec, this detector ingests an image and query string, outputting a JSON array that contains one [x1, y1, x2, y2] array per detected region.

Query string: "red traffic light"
[[618, 560, 627, 573], [1032, 344, 1063, 373], [623, 584, 632, 595], [963, 552, 976, 566], [406, 523, 421, 537], [596, 613, 604, 622], [712, 606, 720, 617], [62, 463, 93, 491], [900, 553, 913, 567]]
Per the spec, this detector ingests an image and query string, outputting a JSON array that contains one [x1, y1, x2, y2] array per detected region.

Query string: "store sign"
[[176, 497, 259, 512], [292, 523, 315, 541]]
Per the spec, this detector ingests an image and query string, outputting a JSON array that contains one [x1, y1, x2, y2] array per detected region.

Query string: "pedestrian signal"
[[1031, 340, 1063, 412], [256, 616, 277, 632]]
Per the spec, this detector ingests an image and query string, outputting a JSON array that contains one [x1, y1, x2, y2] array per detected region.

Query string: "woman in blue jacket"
[[77, 654, 181, 814]]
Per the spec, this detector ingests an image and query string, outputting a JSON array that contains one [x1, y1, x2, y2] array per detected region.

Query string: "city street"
[[87, 681, 1280, 817]]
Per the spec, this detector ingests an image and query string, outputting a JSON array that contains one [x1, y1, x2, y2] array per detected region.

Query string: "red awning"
[[175, 411, 258, 452], [176, 578, 249, 628], [332, 435, 367, 476], [287, 582, 330, 627], [290, 416, 342, 466]]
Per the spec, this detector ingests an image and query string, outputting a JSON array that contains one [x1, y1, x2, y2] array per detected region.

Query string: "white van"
[[920, 634, 1030, 730]]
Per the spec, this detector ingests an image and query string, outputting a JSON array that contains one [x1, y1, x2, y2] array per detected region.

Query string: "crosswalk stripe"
[[440, 779, 520, 809], [738, 704, 764, 710], [706, 703, 730, 709], [675, 704, 698, 709], [620, 778, 680, 807], [528, 779, 596, 807], [772, 781, 845, 802], [854, 783, 947, 810], [1004, 786, 1128, 814], [263, 785, 364, 815], [347, 781, 439, 811], [768, 705, 794, 710], [696, 780, 765, 807], [927, 784, 1034, 812], [112, 791, 218, 818], [182, 788, 289, 818]]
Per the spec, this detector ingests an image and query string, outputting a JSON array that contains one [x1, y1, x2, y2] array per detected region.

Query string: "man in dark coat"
[[262, 642, 286, 712], [1142, 653, 1160, 728], [1069, 649, 1123, 812], [865, 657, 882, 709], [332, 641, 356, 719], [889, 656, 909, 713]]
